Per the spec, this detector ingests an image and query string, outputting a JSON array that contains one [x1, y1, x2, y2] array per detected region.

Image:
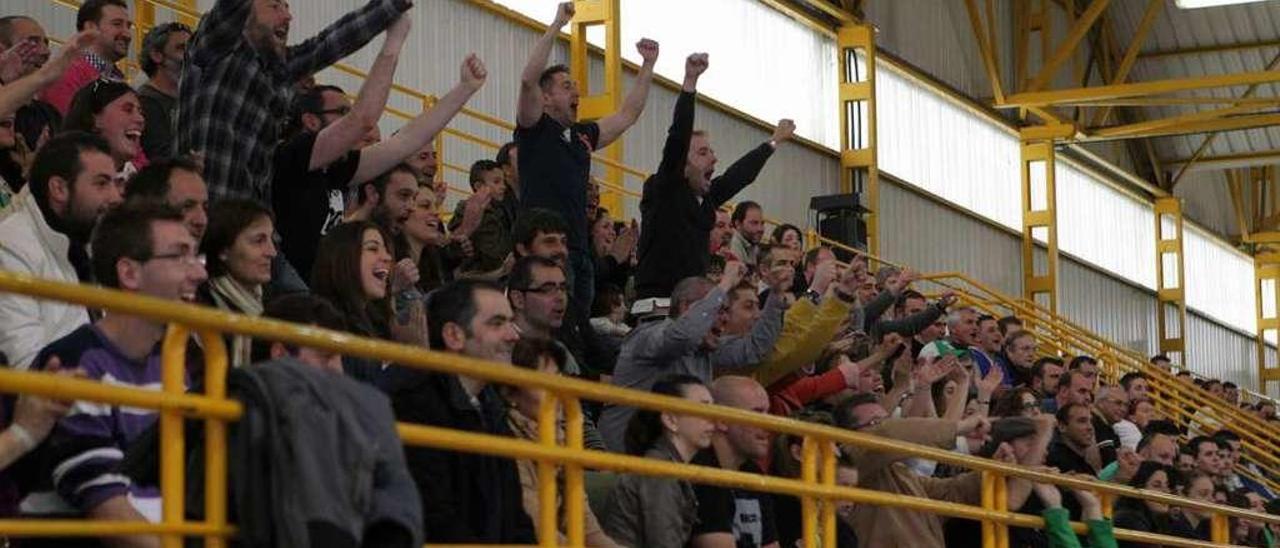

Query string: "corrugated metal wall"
[[882, 179, 1263, 388]]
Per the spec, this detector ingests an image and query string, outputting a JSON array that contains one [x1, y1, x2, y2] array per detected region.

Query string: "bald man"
[[690, 376, 780, 548]]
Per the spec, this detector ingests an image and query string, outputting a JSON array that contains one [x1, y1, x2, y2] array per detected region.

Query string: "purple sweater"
[[17, 324, 191, 519]]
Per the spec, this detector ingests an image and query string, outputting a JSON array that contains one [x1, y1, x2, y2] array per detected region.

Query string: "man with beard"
[[632, 52, 795, 300], [0, 132, 121, 369], [389, 279, 533, 543], [136, 22, 191, 160], [41, 0, 131, 114], [0, 16, 64, 155], [177, 0, 413, 205]]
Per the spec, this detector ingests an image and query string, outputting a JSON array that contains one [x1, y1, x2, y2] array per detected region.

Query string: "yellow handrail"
[[0, 271, 1269, 548]]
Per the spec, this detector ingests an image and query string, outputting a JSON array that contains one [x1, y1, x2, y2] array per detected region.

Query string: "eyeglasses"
[[519, 282, 569, 295], [142, 252, 206, 267], [1021, 401, 1041, 411]]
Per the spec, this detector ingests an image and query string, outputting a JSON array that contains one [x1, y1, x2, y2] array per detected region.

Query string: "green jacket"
[[1042, 507, 1116, 548]]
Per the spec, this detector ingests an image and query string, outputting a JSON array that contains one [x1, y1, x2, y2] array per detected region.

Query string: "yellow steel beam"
[[1001, 69, 1280, 108], [837, 23, 879, 254], [570, 0, 624, 215], [1085, 103, 1268, 139], [1091, 0, 1161, 126], [1024, 0, 1110, 93], [1258, 254, 1280, 393], [792, 0, 857, 23], [1140, 38, 1280, 61], [1169, 49, 1280, 188], [1170, 148, 1280, 174], [1077, 113, 1280, 143], [1021, 140, 1059, 313], [1062, 96, 1280, 107], [964, 0, 1005, 104], [1232, 171, 1252, 240], [1154, 197, 1187, 357]]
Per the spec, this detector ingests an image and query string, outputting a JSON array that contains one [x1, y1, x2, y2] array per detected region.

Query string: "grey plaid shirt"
[[176, 0, 410, 204]]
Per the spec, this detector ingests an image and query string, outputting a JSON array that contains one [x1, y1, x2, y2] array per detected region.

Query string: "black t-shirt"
[[514, 113, 599, 252], [272, 131, 361, 280], [138, 84, 176, 160], [691, 451, 777, 548]]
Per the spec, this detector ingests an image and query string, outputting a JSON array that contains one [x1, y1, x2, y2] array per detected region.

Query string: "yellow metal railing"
[[0, 271, 1274, 548], [27, 0, 1280, 541]]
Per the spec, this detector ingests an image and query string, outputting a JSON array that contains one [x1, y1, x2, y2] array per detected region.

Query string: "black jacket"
[[390, 371, 535, 544], [633, 90, 774, 299]]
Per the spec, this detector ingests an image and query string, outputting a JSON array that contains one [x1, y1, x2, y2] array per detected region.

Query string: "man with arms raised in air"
[[516, 2, 659, 314], [631, 52, 795, 300]]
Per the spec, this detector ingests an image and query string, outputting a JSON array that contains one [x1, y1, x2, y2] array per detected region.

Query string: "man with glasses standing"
[[17, 201, 206, 546]]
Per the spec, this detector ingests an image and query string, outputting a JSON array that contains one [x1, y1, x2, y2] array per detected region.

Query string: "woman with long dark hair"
[[599, 375, 714, 547], [61, 79, 146, 173], [312, 221, 424, 389], [197, 199, 276, 367]]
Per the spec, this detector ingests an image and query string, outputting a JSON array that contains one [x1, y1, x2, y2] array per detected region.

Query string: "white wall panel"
[[1055, 163, 1156, 290]]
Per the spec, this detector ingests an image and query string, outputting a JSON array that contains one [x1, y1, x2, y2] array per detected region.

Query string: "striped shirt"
[[176, 0, 410, 204], [19, 325, 193, 521]]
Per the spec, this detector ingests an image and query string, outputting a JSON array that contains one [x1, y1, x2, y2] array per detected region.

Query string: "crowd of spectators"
[[1, 1, 1279, 547]]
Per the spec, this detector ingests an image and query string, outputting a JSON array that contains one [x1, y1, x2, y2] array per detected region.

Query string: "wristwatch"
[[804, 289, 822, 304]]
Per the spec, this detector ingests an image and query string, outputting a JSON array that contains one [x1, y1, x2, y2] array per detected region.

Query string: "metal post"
[[836, 24, 879, 254], [570, 0, 624, 216], [160, 325, 189, 548], [562, 397, 586, 547], [197, 330, 229, 548], [819, 441, 837, 548], [536, 393, 559, 547], [1257, 251, 1280, 393], [800, 437, 818, 546], [1020, 138, 1059, 314], [1155, 197, 1188, 365]]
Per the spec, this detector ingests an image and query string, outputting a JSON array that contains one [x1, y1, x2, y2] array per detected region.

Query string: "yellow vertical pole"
[[570, 0, 624, 217], [132, 0, 155, 83], [1257, 251, 1280, 393], [160, 325, 189, 548], [1155, 197, 1187, 366], [800, 437, 818, 546], [993, 471, 1009, 548], [198, 330, 229, 548], [837, 24, 879, 254], [980, 471, 996, 548], [1210, 512, 1230, 544], [562, 397, 586, 548], [536, 393, 560, 547], [1020, 138, 1059, 314], [819, 441, 837, 548]]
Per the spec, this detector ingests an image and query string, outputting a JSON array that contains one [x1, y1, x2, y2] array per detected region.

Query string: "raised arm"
[[711, 264, 791, 371], [517, 2, 573, 129], [188, 0, 254, 64], [596, 39, 659, 148], [308, 16, 409, 172], [0, 31, 95, 117], [703, 119, 795, 207], [653, 53, 706, 179], [283, 0, 412, 82], [646, 262, 744, 361], [354, 54, 486, 184]]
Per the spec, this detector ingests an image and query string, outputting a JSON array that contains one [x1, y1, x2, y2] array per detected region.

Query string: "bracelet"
[[767, 139, 778, 149], [833, 288, 857, 303], [8, 424, 36, 452]]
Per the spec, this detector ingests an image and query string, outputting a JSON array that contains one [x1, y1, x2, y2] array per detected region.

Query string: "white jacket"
[[0, 188, 89, 369]]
